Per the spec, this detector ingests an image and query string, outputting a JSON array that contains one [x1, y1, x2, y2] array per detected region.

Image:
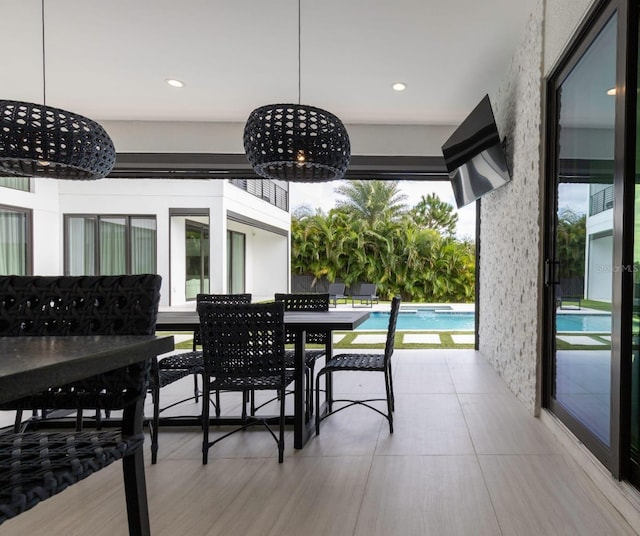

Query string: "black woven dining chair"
[[198, 301, 293, 463], [271, 292, 329, 417], [0, 274, 163, 533], [315, 296, 401, 434], [0, 274, 162, 431], [149, 293, 251, 464]]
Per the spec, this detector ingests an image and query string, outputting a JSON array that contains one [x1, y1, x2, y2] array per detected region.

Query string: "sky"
[[289, 179, 477, 240]]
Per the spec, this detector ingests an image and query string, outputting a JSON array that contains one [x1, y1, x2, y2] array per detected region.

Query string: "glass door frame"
[[543, 0, 638, 480], [185, 220, 210, 301]]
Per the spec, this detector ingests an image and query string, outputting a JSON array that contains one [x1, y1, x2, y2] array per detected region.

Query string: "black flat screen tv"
[[441, 95, 511, 208]]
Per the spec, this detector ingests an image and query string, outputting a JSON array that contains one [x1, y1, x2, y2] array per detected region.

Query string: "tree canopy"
[[291, 181, 475, 302]]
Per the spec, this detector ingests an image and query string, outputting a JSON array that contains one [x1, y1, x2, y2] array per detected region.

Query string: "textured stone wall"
[[478, 1, 544, 414]]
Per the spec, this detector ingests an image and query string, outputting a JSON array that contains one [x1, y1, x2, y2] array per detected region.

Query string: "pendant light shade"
[[243, 0, 350, 182], [0, 0, 116, 180], [0, 100, 116, 180], [243, 103, 350, 182]]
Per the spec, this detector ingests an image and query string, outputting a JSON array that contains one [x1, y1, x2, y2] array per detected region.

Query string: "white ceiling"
[[1, 0, 538, 127]]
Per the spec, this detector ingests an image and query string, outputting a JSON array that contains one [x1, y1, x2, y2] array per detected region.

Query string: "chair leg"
[[193, 373, 199, 403], [384, 368, 394, 433], [388, 361, 395, 412], [13, 409, 23, 433], [304, 367, 311, 420], [326, 371, 333, 412], [151, 382, 160, 464], [315, 370, 323, 436], [307, 362, 316, 417], [279, 386, 286, 463], [202, 377, 211, 465], [215, 389, 221, 417]]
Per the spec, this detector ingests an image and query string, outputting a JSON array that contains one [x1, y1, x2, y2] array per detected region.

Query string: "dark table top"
[[0, 335, 174, 404], [156, 309, 371, 332]]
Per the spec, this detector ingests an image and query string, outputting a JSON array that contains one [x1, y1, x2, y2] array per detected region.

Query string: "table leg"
[[294, 330, 312, 449], [122, 397, 151, 536]]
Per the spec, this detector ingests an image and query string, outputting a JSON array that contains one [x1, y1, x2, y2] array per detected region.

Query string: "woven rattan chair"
[[198, 301, 293, 464], [0, 274, 162, 431], [149, 293, 251, 464], [0, 274, 162, 532], [315, 296, 401, 434], [0, 360, 152, 532], [269, 293, 329, 417]]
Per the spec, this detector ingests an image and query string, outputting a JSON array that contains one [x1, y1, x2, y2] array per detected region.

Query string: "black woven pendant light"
[[0, 1, 116, 180], [243, 0, 350, 182]]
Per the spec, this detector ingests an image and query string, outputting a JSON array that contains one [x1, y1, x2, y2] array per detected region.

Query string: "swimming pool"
[[356, 310, 612, 332]]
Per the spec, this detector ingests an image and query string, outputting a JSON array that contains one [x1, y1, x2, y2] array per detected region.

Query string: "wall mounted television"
[[441, 94, 511, 209]]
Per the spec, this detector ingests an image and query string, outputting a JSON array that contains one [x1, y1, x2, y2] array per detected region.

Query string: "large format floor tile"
[[479, 454, 637, 535], [355, 455, 501, 536], [3, 349, 638, 535]]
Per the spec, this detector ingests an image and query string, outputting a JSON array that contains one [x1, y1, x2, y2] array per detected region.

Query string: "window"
[[0, 205, 31, 275], [0, 177, 30, 192], [65, 215, 156, 275], [227, 230, 245, 293]]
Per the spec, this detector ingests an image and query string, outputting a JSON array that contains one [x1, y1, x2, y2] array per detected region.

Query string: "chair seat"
[[208, 371, 295, 391], [153, 367, 196, 389], [158, 351, 202, 370], [284, 348, 325, 368], [323, 353, 386, 371], [0, 430, 143, 523]]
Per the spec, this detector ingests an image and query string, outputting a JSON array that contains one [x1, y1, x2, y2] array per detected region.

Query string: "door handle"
[[544, 259, 560, 286]]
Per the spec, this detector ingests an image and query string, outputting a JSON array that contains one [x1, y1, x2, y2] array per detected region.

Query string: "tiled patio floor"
[[1, 349, 637, 535]]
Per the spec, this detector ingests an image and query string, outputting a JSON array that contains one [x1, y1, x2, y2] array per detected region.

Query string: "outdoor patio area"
[[1, 349, 635, 535]]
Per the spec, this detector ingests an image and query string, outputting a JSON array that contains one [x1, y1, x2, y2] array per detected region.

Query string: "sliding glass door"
[[545, 0, 640, 483], [185, 221, 209, 301], [227, 230, 245, 293], [547, 12, 617, 459]]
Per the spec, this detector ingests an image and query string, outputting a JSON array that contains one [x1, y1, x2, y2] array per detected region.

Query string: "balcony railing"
[[589, 184, 614, 216], [229, 178, 289, 212]]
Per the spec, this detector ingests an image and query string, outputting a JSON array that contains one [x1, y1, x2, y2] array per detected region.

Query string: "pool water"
[[356, 310, 612, 332]]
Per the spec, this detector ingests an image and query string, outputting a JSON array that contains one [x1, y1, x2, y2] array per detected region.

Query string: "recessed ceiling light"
[[606, 88, 616, 96], [392, 82, 407, 91], [166, 79, 185, 88]]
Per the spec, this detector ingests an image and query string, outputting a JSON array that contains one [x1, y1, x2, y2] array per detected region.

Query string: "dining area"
[[0, 283, 388, 535], [2, 283, 638, 535]]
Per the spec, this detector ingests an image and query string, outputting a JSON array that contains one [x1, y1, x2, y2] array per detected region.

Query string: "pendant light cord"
[[41, 0, 46, 107], [297, 0, 301, 105]]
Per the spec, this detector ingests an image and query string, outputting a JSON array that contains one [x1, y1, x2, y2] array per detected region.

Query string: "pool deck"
[[159, 301, 609, 349]]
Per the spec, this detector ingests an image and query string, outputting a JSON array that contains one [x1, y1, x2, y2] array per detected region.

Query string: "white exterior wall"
[[54, 178, 289, 307]]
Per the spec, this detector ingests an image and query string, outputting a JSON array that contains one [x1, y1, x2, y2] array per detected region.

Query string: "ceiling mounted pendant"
[[0, 1, 115, 180], [243, 0, 350, 182]]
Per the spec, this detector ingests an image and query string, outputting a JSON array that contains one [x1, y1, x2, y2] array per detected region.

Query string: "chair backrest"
[[359, 283, 377, 296], [384, 296, 401, 365], [196, 293, 252, 305], [0, 274, 161, 336], [192, 294, 252, 347], [328, 283, 345, 296], [0, 274, 162, 410], [198, 301, 286, 380], [274, 292, 329, 345]]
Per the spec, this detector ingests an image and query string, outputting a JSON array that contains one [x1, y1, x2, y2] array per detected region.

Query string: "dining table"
[[156, 308, 370, 448], [0, 334, 174, 535]]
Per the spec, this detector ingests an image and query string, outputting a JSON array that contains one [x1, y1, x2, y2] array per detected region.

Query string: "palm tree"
[[334, 180, 407, 225], [409, 193, 459, 236]]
